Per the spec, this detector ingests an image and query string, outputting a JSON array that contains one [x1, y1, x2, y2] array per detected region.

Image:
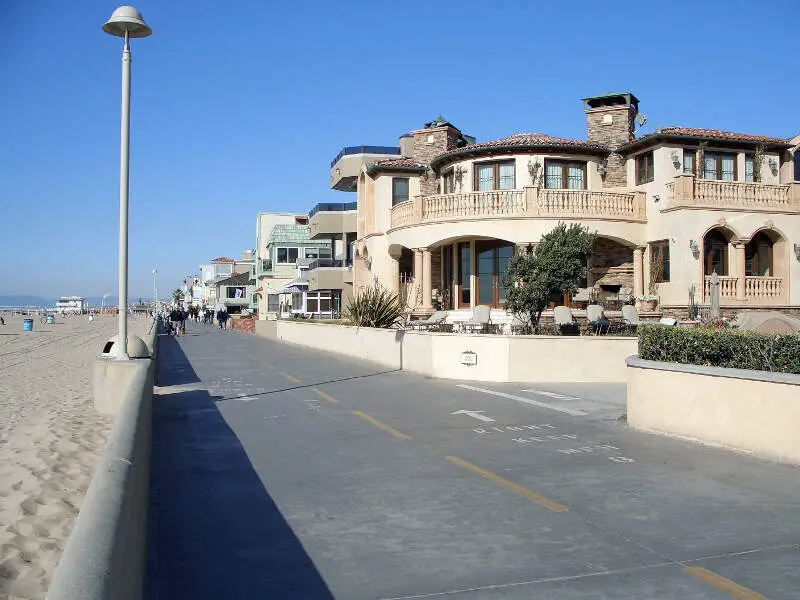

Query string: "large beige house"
[[331, 92, 800, 315]]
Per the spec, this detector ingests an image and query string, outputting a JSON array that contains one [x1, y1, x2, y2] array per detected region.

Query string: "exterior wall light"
[[670, 150, 681, 170], [794, 243, 800, 262], [689, 239, 700, 257], [768, 157, 778, 176]]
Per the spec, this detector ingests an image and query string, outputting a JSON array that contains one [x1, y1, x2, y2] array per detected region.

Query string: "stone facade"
[[412, 125, 461, 195], [586, 106, 635, 188], [589, 238, 634, 289]]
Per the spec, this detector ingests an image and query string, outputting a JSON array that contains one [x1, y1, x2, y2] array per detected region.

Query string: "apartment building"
[[329, 93, 800, 314]]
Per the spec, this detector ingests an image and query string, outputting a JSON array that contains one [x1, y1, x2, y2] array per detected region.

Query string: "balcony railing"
[[703, 275, 784, 303], [390, 187, 645, 229], [666, 175, 800, 212], [308, 202, 358, 217], [307, 258, 351, 271], [330, 145, 400, 168]]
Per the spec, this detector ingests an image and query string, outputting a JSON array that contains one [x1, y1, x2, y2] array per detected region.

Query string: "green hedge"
[[638, 325, 800, 374]]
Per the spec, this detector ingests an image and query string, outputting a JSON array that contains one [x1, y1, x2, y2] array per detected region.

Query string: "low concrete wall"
[[255, 319, 277, 339], [274, 320, 636, 382], [626, 357, 800, 463], [47, 322, 158, 600]]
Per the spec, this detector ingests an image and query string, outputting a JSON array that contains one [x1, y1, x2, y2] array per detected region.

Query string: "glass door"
[[476, 241, 514, 307], [457, 242, 471, 308]]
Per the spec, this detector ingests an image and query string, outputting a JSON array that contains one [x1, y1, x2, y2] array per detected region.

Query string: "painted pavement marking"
[[353, 411, 412, 440], [444, 455, 568, 513], [457, 384, 588, 416], [312, 388, 340, 404], [280, 371, 300, 383], [522, 388, 580, 401], [451, 409, 495, 422], [683, 566, 766, 600]]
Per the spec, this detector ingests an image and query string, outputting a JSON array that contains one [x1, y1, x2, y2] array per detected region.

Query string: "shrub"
[[638, 325, 800, 374], [343, 282, 405, 328]]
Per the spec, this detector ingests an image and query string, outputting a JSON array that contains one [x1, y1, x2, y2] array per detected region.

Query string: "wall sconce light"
[[652, 194, 661, 202], [670, 150, 681, 170], [689, 239, 699, 257], [597, 163, 607, 178], [768, 157, 778, 176], [794, 243, 800, 262]]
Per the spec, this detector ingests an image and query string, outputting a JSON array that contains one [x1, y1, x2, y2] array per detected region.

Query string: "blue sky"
[[1, 0, 797, 299]]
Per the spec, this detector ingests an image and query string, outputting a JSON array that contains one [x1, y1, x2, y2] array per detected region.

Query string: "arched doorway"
[[745, 231, 774, 277], [475, 240, 515, 307], [703, 228, 731, 276]]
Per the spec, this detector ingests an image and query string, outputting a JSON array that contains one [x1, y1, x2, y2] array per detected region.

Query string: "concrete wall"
[[47, 322, 158, 600], [274, 320, 636, 382], [627, 357, 800, 464]]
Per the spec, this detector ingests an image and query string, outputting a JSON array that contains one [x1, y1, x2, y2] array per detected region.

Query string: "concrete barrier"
[[274, 320, 636, 382], [626, 357, 800, 464], [47, 321, 158, 600]]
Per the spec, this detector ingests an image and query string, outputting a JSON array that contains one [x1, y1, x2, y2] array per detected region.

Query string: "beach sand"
[[0, 313, 151, 600]]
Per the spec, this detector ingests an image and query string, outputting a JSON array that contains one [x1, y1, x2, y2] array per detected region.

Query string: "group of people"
[[166, 306, 229, 336]]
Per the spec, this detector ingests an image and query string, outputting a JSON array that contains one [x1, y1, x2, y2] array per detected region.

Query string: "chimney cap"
[[582, 92, 639, 112]]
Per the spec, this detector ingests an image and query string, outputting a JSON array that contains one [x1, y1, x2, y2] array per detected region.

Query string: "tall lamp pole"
[[102, 6, 151, 359], [152, 268, 158, 315]]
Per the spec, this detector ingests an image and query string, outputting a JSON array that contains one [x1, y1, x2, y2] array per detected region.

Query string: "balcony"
[[255, 259, 273, 277], [390, 187, 646, 229], [308, 202, 357, 239], [307, 258, 353, 290], [703, 275, 784, 305], [665, 175, 800, 213], [330, 145, 401, 192]]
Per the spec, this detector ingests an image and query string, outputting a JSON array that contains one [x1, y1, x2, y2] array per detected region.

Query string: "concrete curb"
[[47, 319, 159, 600]]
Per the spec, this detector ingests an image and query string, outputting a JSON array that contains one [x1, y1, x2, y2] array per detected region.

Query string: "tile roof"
[[431, 133, 608, 168], [266, 224, 329, 247], [367, 157, 427, 174], [211, 256, 234, 263], [618, 127, 792, 152], [215, 271, 251, 287]]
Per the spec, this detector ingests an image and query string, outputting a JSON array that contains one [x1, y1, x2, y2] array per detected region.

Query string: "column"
[[452, 243, 458, 309], [342, 232, 348, 264], [469, 240, 477, 308], [633, 246, 645, 298], [733, 241, 746, 300], [413, 249, 423, 308], [422, 248, 433, 310], [389, 258, 400, 296]]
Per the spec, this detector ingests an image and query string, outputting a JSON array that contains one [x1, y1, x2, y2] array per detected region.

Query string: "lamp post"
[[102, 6, 151, 359], [152, 269, 158, 315]]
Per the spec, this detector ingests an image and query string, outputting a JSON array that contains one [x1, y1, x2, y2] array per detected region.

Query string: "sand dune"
[[0, 314, 151, 600]]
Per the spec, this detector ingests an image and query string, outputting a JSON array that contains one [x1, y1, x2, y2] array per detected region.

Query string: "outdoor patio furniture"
[[659, 317, 678, 326], [618, 304, 640, 334], [505, 314, 530, 335], [462, 305, 491, 333], [553, 306, 580, 335], [409, 310, 448, 331], [585, 304, 610, 335]]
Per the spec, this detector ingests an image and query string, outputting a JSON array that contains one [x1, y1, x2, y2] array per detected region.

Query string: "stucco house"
[[329, 93, 800, 317]]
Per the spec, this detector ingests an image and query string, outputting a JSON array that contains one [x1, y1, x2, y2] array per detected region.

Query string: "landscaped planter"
[[626, 357, 800, 463]]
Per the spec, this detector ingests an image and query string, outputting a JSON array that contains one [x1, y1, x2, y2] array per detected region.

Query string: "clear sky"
[[1, 0, 797, 299]]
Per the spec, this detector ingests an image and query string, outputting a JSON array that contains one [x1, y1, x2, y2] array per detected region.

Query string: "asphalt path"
[[146, 322, 800, 599]]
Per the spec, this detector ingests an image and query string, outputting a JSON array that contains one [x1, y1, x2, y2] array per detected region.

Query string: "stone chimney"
[[399, 134, 414, 158], [411, 117, 464, 195], [583, 93, 639, 188]]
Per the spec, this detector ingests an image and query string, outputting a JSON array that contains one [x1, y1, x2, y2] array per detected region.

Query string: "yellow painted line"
[[684, 567, 766, 600], [444, 455, 568, 513], [262, 361, 275, 369], [312, 388, 339, 404], [280, 372, 300, 383], [352, 411, 411, 440]]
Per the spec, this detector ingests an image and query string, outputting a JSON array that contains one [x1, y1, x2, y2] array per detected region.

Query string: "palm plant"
[[344, 282, 406, 328]]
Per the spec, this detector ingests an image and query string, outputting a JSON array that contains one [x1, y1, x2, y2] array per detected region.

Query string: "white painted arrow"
[[451, 409, 495, 423]]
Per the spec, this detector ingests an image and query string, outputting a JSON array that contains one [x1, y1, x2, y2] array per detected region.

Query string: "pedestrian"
[[169, 307, 182, 336]]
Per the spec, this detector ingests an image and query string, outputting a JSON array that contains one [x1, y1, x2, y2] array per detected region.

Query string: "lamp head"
[[102, 6, 152, 38]]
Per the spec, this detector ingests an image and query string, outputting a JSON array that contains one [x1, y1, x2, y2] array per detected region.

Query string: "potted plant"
[[637, 253, 663, 311]]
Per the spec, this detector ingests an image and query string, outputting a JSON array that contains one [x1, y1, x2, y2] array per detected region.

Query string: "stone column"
[[732, 241, 746, 300], [413, 249, 423, 308], [633, 246, 645, 298], [422, 248, 433, 310], [389, 258, 400, 296]]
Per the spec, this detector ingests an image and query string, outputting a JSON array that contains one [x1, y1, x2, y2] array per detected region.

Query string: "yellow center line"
[[280, 372, 300, 383], [445, 455, 568, 513], [312, 388, 339, 404], [683, 567, 766, 600], [352, 411, 411, 440]]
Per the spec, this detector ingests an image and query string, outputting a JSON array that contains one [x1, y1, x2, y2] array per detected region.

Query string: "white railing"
[[536, 189, 639, 218], [693, 179, 791, 208], [390, 200, 414, 229], [704, 275, 738, 299], [423, 189, 525, 220], [745, 276, 783, 300]]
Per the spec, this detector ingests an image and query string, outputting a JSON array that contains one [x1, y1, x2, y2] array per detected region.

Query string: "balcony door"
[[476, 241, 514, 307]]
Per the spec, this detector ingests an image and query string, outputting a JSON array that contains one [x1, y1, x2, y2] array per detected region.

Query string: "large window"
[[701, 152, 737, 181], [636, 152, 654, 185], [267, 294, 279, 312], [744, 154, 755, 182], [745, 232, 773, 276], [544, 160, 586, 189], [276, 247, 299, 264], [650, 240, 670, 282], [683, 150, 696, 175], [474, 161, 515, 191], [794, 152, 800, 181], [443, 169, 456, 194], [392, 177, 409, 206]]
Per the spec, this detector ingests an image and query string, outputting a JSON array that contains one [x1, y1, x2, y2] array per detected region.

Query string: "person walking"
[[169, 307, 182, 336]]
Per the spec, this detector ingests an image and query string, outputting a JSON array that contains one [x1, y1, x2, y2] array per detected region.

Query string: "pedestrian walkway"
[[146, 322, 800, 599]]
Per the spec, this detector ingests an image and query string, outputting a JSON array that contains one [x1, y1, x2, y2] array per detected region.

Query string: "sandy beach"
[[0, 313, 151, 600]]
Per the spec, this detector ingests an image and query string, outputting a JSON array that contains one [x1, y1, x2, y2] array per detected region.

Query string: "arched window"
[[745, 232, 774, 277], [703, 229, 729, 276], [794, 152, 800, 181]]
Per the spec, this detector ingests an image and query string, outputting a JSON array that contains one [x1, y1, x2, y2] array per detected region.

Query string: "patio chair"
[[585, 304, 610, 335], [619, 304, 640, 334], [462, 305, 491, 333], [617, 287, 633, 304], [553, 306, 579, 335], [409, 310, 448, 331]]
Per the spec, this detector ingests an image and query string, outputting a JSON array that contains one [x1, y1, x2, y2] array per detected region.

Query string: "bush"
[[343, 282, 405, 328], [638, 325, 800, 374]]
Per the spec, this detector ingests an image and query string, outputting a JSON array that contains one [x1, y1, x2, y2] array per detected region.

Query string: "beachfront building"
[[55, 296, 85, 313], [306, 202, 358, 309], [330, 93, 800, 317], [214, 271, 256, 315]]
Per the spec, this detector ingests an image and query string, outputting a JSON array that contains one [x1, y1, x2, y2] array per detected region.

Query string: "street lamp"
[[102, 6, 151, 359], [152, 269, 158, 315]]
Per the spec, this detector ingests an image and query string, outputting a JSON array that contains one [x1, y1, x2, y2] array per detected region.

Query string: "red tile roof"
[[210, 257, 234, 263], [366, 157, 427, 175], [619, 127, 791, 152], [431, 133, 608, 168]]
